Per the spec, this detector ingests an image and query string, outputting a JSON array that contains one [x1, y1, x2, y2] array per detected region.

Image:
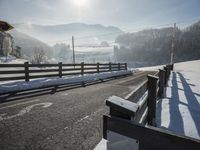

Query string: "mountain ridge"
[[13, 22, 124, 45]]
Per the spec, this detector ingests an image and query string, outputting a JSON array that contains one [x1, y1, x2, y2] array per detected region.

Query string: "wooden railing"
[[0, 62, 127, 82], [103, 115, 200, 150], [102, 63, 200, 149], [105, 64, 171, 126]]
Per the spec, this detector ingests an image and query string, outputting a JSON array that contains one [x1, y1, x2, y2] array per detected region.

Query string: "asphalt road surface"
[[0, 71, 154, 150]]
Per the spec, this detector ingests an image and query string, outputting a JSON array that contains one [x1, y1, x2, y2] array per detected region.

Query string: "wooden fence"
[[102, 63, 200, 149], [0, 62, 127, 82], [103, 115, 200, 150], [105, 64, 171, 126]]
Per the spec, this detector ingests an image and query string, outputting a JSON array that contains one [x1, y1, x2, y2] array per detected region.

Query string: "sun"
[[71, 0, 89, 7]]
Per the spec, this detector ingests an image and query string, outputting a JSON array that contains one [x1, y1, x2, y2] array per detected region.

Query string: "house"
[[0, 20, 14, 56]]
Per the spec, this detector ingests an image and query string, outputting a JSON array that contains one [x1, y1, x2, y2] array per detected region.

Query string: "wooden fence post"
[[147, 75, 158, 126], [158, 69, 165, 98], [81, 62, 85, 86], [97, 62, 100, 73], [171, 63, 174, 70], [81, 62, 84, 75], [125, 63, 127, 70], [24, 62, 29, 82], [109, 62, 112, 71], [58, 62, 62, 78], [167, 65, 170, 77], [164, 66, 168, 85], [118, 63, 120, 71]]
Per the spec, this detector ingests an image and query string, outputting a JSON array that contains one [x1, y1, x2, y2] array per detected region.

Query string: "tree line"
[[114, 21, 200, 67]]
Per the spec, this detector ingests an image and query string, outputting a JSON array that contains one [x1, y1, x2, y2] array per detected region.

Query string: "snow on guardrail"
[[0, 70, 132, 94]]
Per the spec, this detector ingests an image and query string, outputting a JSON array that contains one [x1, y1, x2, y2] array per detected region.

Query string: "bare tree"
[[31, 47, 47, 64], [11, 46, 22, 58]]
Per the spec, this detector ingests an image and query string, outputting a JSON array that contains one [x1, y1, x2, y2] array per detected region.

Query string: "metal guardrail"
[[0, 62, 127, 82]]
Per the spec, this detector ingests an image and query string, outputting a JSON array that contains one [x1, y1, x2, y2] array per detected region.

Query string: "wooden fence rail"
[[101, 64, 200, 149], [0, 62, 127, 82], [105, 64, 173, 126], [103, 115, 200, 150]]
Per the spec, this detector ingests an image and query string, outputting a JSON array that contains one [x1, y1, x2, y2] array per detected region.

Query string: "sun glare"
[[72, 0, 88, 7]]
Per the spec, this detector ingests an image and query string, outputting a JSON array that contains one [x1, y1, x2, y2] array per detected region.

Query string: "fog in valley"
[[1, 0, 200, 67]]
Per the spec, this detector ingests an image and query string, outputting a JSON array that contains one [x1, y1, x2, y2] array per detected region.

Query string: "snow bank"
[[0, 70, 131, 94], [0, 55, 16, 63], [156, 60, 200, 140], [0, 56, 28, 64], [136, 64, 164, 71]]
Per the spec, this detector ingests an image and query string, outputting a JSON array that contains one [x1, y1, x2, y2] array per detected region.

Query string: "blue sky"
[[0, 0, 200, 30]]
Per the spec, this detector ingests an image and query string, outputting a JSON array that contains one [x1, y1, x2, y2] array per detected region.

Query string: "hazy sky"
[[0, 0, 200, 30]]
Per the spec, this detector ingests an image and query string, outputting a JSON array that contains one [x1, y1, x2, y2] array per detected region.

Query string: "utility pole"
[[170, 23, 176, 64], [72, 36, 75, 65]]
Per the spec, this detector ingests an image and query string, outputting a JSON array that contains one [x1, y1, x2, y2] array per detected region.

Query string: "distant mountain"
[[9, 29, 52, 57], [13, 23, 124, 45], [114, 21, 200, 67]]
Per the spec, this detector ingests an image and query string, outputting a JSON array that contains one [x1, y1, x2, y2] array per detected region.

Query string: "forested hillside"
[[114, 21, 200, 67]]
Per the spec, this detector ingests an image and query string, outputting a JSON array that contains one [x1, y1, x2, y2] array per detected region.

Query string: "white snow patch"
[[136, 64, 164, 71], [61, 93, 69, 96], [0, 56, 28, 64], [157, 60, 200, 140], [0, 70, 131, 94], [94, 139, 107, 150]]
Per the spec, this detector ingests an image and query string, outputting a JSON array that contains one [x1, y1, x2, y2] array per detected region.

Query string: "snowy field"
[[156, 60, 200, 140]]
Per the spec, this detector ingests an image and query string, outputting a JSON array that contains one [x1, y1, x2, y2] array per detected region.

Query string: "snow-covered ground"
[[136, 64, 164, 71], [0, 70, 131, 94], [156, 60, 200, 140], [0, 56, 28, 64]]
